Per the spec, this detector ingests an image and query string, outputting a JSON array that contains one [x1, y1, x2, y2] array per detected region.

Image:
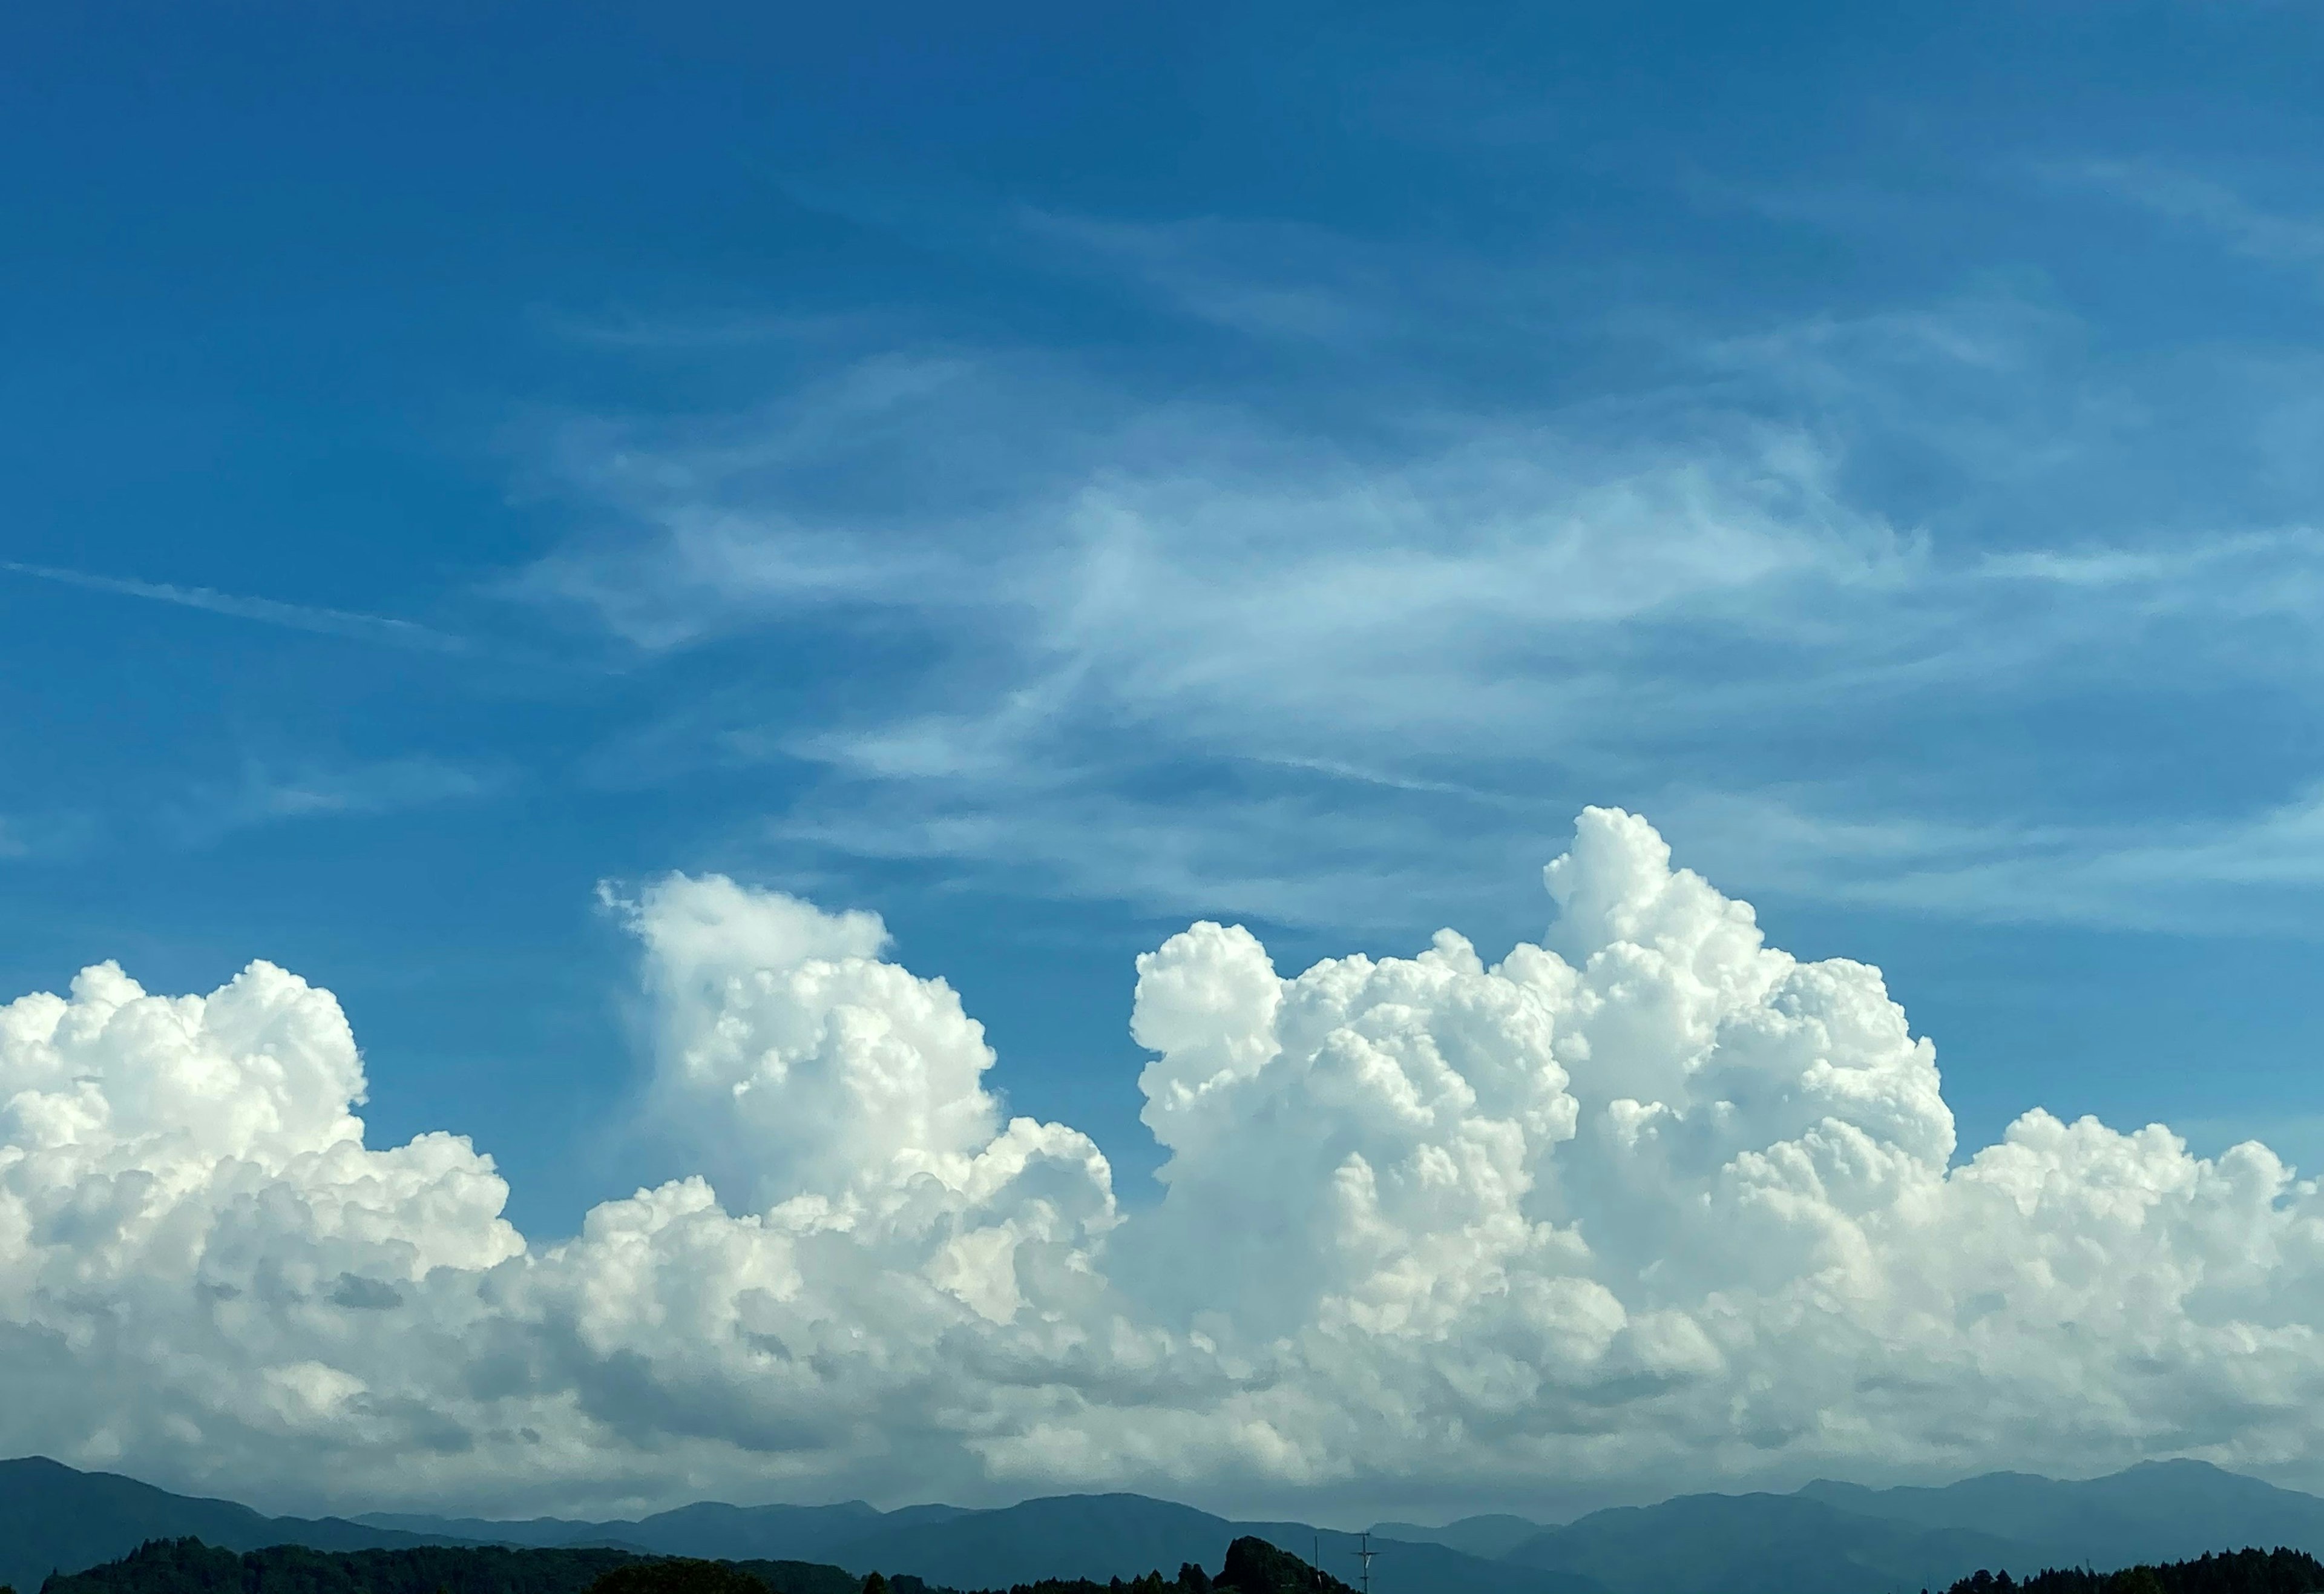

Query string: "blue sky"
[[5, 0, 2324, 1243]]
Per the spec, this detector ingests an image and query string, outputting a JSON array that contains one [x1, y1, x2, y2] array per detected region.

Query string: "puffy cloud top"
[[614, 873, 1013, 1207], [2, 811, 2319, 1517]]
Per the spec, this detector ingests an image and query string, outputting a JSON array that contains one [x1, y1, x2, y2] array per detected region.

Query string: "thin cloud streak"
[[163, 755, 513, 845], [1659, 788, 2324, 938], [1, 561, 470, 653], [2062, 160, 2324, 276]]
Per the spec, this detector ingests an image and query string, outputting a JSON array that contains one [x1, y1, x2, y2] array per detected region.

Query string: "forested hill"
[[25, 1532, 1353, 1594], [1942, 1549, 2324, 1594]]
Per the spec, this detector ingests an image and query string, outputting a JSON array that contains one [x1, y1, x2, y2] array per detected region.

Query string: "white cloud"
[[501, 286, 2324, 934], [8, 811, 2324, 1518]]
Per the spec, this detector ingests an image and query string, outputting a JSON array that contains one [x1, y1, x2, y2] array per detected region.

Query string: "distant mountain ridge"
[[1506, 1487, 2032, 1594], [0, 1457, 473, 1593], [0, 1463, 1575, 1594], [1789, 1461, 2324, 1570], [352, 1500, 977, 1561], [1369, 1515, 1549, 1559], [374, 1490, 1597, 1594], [14, 1454, 2324, 1594], [1505, 1460, 2324, 1594]]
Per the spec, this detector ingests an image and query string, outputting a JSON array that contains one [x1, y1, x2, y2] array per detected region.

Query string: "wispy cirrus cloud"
[[0, 808, 103, 866], [530, 304, 901, 352], [504, 198, 2324, 937], [1656, 782, 2324, 938], [1014, 209, 1388, 343], [165, 755, 510, 845], [0, 561, 470, 653], [2053, 159, 2324, 277]]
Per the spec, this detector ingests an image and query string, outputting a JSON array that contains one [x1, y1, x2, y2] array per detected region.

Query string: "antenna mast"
[[1351, 1533, 1375, 1594]]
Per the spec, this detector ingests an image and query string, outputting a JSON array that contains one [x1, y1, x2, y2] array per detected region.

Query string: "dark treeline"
[[42, 1541, 638, 1594], [31, 1532, 1341, 1594], [1943, 1549, 2324, 1594], [976, 1537, 1357, 1594]]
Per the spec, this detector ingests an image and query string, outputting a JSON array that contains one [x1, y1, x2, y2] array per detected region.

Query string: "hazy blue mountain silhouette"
[[794, 1494, 1592, 1594], [1792, 1460, 2324, 1571], [1370, 1514, 1549, 1559], [1238, 1517, 1601, 1594], [3, 1463, 1581, 1594], [355, 1501, 972, 1560], [1505, 1460, 2324, 1594], [18, 1452, 2324, 1594], [1505, 1489, 2029, 1594], [366, 1490, 1597, 1594], [826, 1494, 1230, 1587], [0, 1457, 468, 1594], [350, 1512, 634, 1549]]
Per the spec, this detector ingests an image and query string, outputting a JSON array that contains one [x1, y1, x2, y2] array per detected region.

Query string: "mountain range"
[[360, 1492, 1597, 1594], [12, 1455, 2324, 1594], [0, 1457, 469, 1593]]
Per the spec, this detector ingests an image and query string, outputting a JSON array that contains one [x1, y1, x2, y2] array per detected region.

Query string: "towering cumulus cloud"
[[2, 810, 2318, 1514]]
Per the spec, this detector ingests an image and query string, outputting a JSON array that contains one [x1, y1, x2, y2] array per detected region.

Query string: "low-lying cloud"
[[2, 811, 2317, 1518]]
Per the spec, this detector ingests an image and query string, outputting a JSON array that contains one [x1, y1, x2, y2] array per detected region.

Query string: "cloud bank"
[[3, 810, 2319, 1517]]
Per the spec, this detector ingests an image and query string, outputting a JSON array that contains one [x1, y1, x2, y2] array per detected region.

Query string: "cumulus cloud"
[[4, 811, 2321, 1517]]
